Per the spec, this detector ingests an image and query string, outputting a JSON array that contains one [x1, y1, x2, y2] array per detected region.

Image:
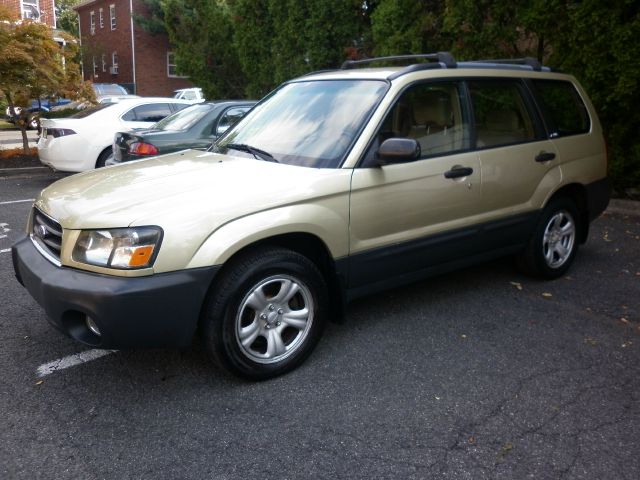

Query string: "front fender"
[[185, 203, 350, 269]]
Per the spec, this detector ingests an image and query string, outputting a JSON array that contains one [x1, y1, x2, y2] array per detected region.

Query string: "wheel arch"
[[204, 232, 347, 325], [546, 183, 589, 243]]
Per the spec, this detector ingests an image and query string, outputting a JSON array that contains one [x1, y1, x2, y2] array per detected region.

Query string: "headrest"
[[413, 91, 452, 127], [486, 110, 520, 131]]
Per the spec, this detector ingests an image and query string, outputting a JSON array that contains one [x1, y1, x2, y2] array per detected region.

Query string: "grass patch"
[[0, 120, 17, 129]]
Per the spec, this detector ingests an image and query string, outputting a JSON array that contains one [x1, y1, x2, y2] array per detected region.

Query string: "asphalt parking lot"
[[1, 171, 639, 479]]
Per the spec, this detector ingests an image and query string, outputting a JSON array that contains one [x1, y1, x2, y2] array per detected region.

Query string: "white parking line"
[[0, 199, 34, 205], [0, 248, 10, 254], [36, 349, 117, 377]]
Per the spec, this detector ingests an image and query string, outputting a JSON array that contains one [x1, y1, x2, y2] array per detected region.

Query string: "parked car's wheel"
[[95, 147, 114, 168], [202, 247, 328, 380], [27, 115, 40, 130], [518, 197, 580, 279]]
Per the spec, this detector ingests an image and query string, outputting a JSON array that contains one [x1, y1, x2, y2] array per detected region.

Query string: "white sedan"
[[38, 98, 191, 172]]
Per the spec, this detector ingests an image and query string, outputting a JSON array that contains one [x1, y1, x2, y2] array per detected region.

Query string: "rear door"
[[469, 79, 559, 232]]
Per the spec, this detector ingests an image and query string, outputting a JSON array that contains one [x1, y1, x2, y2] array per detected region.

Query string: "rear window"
[[532, 80, 590, 137], [70, 103, 116, 119], [122, 103, 173, 122], [154, 103, 214, 131]]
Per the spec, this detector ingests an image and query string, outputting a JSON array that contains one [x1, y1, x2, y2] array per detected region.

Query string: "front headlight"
[[72, 226, 163, 269]]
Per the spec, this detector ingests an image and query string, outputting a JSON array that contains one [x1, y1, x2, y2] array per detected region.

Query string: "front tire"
[[202, 247, 328, 380], [518, 197, 580, 279]]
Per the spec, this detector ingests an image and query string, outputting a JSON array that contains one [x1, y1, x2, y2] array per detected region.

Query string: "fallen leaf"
[[510, 281, 523, 290], [461, 334, 468, 339], [584, 337, 597, 346], [35, 380, 43, 386], [620, 318, 629, 324], [586, 307, 592, 312], [622, 342, 632, 348], [542, 292, 553, 298], [435, 396, 441, 400], [468, 436, 476, 445], [497, 442, 514, 461]]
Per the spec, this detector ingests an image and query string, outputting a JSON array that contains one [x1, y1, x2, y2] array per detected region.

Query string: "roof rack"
[[465, 57, 543, 71], [341, 52, 457, 70]]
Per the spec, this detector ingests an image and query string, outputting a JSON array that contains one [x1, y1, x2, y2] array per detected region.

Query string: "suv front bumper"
[[12, 236, 218, 349]]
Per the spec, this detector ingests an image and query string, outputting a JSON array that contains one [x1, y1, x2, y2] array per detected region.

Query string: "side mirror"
[[377, 138, 421, 165]]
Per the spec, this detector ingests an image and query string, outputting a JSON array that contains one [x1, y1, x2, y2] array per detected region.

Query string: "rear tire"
[[95, 147, 113, 168], [517, 197, 580, 279], [202, 247, 328, 380]]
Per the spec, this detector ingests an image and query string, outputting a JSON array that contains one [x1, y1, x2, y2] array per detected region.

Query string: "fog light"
[[86, 316, 101, 336]]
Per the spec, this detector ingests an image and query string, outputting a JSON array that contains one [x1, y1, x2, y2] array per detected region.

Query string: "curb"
[[0, 166, 55, 179], [605, 199, 640, 217]]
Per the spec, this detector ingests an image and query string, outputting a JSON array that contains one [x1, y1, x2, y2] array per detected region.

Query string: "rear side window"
[[532, 80, 590, 137], [122, 103, 172, 122], [469, 80, 539, 148]]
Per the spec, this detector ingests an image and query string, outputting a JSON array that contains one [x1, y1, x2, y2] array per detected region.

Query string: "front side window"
[[216, 80, 388, 168], [367, 81, 471, 164], [532, 80, 590, 137], [469, 80, 538, 148], [110, 4, 116, 30]]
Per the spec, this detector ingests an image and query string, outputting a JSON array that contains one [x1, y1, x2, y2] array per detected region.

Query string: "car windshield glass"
[[153, 103, 214, 131], [216, 79, 388, 168], [70, 103, 116, 119]]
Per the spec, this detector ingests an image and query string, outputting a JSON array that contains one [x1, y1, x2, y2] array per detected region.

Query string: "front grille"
[[31, 207, 63, 263]]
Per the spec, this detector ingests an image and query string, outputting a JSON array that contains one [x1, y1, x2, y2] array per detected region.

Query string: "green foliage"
[[163, 0, 246, 99], [551, 1, 640, 193], [371, 0, 449, 56], [56, 0, 81, 37], [132, 0, 167, 36]]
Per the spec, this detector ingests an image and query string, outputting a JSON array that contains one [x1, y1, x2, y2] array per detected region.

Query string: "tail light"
[[129, 142, 159, 155], [47, 128, 76, 138]]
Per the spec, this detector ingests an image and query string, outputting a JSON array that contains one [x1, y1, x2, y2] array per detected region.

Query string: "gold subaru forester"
[[13, 53, 609, 379]]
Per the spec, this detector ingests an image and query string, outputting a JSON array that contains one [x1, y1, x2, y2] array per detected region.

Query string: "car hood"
[[35, 150, 352, 230]]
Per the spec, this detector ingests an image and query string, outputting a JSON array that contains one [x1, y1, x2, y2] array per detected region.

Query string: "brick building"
[[0, 0, 56, 27], [74, 0, 193, 95]]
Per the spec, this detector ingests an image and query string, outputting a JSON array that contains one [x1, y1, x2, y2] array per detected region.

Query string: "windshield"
[[216, 79, 388, 168], [153, 103, 214, 131]]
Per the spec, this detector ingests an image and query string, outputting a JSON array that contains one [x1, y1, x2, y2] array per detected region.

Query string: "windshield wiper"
[[225, 143, 279, 163]]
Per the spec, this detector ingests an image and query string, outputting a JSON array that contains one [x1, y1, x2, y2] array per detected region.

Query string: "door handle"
[[444, 166, 473, 179], [535, 151, 556, 162]]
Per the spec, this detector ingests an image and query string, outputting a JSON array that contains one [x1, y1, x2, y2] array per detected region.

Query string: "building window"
[[92, 56, 97, 76], [110, 4, 116, 30], [90, 11, 95, 34], [111, 52, 119, 74], [167, 52, 187, 78], [101, 54, 107, 73], [99, 8, 104, 28], [21, 0, 40, 22]]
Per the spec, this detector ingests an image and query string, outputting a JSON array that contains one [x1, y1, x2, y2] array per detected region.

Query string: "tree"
[[56, 0, 81, 37], [371, 0, 450, 56], [0, 11, 93, 151], [163, 0, 246, 99]]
